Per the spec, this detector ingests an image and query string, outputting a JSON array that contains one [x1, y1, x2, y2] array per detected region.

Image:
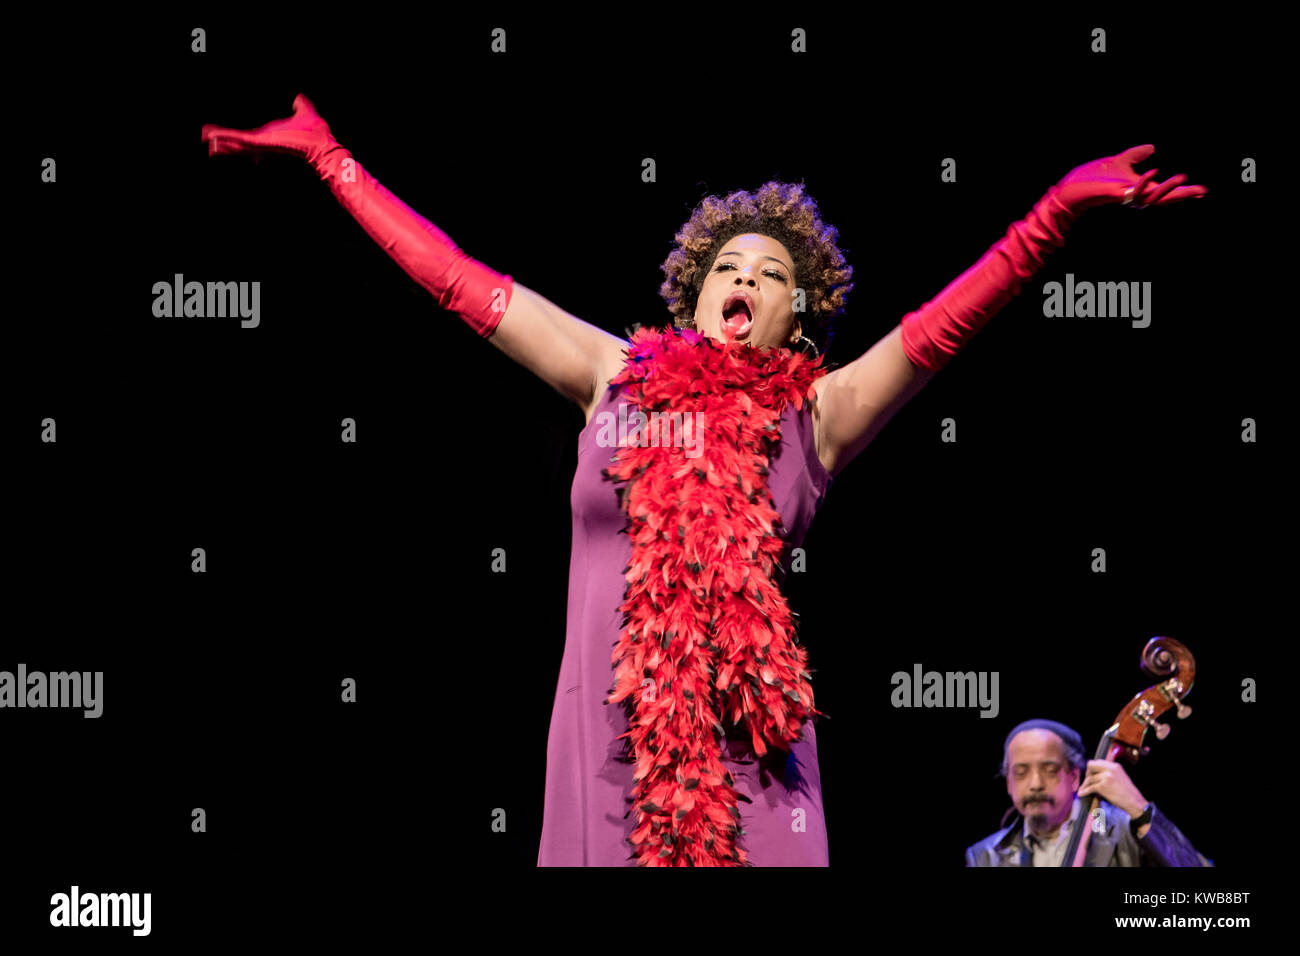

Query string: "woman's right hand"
[[201, 93, 340, 167]]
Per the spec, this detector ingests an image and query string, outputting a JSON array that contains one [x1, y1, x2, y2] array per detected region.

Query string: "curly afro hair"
[[658, 180, 853, 356]]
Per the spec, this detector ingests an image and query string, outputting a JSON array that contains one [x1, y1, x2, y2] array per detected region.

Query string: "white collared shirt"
[[1024, 797, 1081, 867]]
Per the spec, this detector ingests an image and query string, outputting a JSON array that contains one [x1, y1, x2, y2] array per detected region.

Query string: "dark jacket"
[[965, 801, 1213, 867]]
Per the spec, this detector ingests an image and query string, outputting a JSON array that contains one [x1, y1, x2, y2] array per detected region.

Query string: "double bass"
[[1059, 635, 1196, 867]]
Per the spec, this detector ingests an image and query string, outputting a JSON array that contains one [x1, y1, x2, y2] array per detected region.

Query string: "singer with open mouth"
[[202, 95, 1206, 866]]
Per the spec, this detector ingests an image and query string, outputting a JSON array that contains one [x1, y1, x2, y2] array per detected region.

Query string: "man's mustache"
[[1022, 796, 1055, 808]]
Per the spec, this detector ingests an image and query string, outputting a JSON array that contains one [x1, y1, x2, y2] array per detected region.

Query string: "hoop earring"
[[791, 334, 819, 360]]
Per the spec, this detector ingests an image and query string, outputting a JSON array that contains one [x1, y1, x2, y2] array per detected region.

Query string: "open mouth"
[[721, 298, 753, 339]]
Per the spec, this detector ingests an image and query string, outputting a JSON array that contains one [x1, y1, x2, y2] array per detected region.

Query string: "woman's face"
[[692, 233, 800, 351]]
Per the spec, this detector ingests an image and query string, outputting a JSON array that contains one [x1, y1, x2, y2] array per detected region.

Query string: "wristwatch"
[[1130, 802, 1153, 835]]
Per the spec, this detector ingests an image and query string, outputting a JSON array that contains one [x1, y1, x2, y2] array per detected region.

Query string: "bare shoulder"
[[809, 369, 840, 478], [583, 335, 631, 427]]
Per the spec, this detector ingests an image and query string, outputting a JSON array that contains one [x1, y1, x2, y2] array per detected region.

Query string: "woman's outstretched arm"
[[812, 145, 1207, 478], [201, 93, 627, 414]]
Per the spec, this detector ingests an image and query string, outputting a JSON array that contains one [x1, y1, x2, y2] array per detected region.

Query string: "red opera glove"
[[898, 144, 1207, 371], [201, 94, 512, 336]]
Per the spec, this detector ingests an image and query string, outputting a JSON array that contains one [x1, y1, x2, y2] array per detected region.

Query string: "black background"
[[8, 8, 1282, 943]]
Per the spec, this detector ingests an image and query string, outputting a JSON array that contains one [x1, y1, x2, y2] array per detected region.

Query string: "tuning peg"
[[1135, 699, 1172, 740], [1140, 746, 1151, 757], [1164, 681, 1192, 719]]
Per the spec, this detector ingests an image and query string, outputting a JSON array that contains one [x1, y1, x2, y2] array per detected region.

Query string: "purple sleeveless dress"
[[538, 372, 834, 866]]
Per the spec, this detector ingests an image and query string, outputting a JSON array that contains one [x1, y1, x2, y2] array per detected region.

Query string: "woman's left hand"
[[1054, 144, 1209, 213]]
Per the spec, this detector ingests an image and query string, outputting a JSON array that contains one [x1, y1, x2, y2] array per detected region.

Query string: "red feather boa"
[[602, 324, 829, 866]]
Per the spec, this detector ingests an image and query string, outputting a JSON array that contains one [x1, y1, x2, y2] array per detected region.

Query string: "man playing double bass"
[[965, 719, 1212, 866]]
